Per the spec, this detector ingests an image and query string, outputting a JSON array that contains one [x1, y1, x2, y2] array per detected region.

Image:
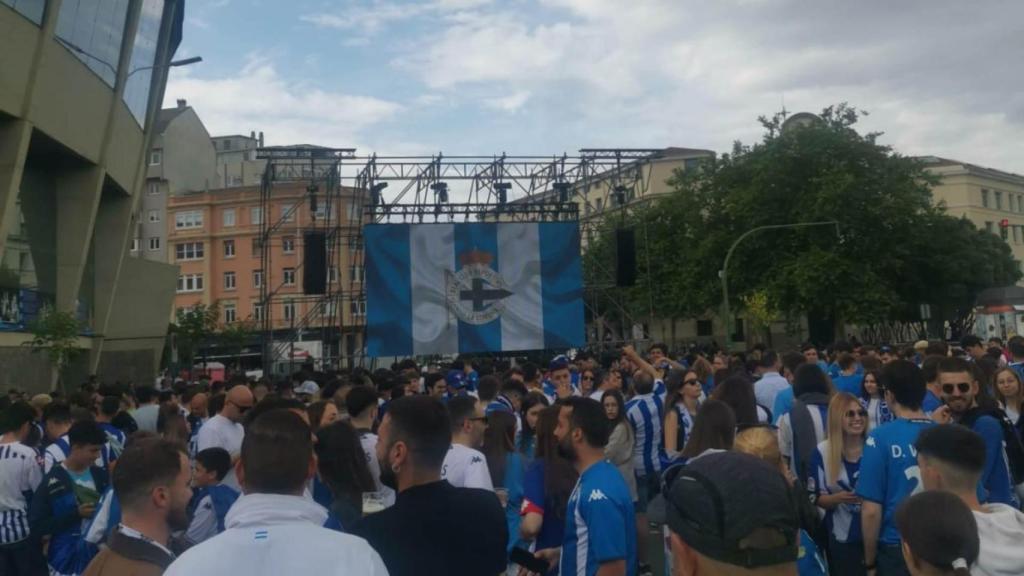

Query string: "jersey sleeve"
[[808, 446, 826, 497], [777, 415, 794, 464], [23, 454, 43, 493], [464, 456, 495, 491], [974, 417, 1014, 505], [772, 391, 791, 425], [581, 483, 629, 564], [521, 463, 545, 516], [185, 496, 218, 545], [856, 432, 886, 504]]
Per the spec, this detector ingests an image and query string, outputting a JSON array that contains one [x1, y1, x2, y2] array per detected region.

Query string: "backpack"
[[790, 393, 830, 488], [962, 407, 1024, 486]]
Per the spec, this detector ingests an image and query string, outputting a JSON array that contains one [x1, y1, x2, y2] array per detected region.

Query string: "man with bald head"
[[196, 384, 253, 491]]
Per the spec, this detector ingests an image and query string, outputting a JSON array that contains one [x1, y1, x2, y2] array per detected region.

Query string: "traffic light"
[[1000, 219, 1010, 240]]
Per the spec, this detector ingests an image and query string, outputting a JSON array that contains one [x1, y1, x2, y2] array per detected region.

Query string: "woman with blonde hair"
[[994, 367, 1023, 427], [809, 392, 868, 576]]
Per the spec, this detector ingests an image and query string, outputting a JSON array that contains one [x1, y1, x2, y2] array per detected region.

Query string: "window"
[[696, 319, 713, 337], [350, 299, 366, 317], [148, 237, 160, 251], [253, 270, 263, 288], [328, 266, 338, 283], [224, 239, 235, 257], [251, 237, 263, 255], [283, 300, 296, 321], [56, 0, 129, 86], [250, 207, 263, 225], [175, 210, 203, 230], [253, 302, 264, 321], [349, 265, 365, 283], [223, 139, 233, 151], [595, 198, 604, 211], [283, 268, 296, 286], [224, 304, 236, 323], [147, 210, 160, 223], [175, 242, 204, 261], [986, 221, 995, 233], [176, 274, 204, 293], [1015, 226, 1021, 244], [996, 191, 1004, 210], [231, 176, 243, 186], [2, 0, 45, 23], [223, 209, 236, 227], [224, 272, 236, 290], [149, 150, 162, 165], [122, 0, 162, 123], [281, 204, 296, 223], [148, 182, 159, 195], [130, 238, 139, 252], [349, 238, 362, 257], [282, 236, 295, 253], [982, 189, 990, 208], [323, 300, 337, 317]]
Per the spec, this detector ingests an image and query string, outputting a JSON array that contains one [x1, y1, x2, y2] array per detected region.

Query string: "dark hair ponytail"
[[896, 491, 978, 576]]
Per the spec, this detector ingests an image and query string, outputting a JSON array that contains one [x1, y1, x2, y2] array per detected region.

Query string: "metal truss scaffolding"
[[257, 148, 666, 369]]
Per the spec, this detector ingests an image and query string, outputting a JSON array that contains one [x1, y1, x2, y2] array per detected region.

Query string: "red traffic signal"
[[1000, 219, 1010, 228]]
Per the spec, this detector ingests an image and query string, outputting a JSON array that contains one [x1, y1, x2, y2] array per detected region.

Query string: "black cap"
[[665, 451, 799, 569]]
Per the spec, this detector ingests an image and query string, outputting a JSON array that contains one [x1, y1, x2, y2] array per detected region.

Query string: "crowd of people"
[[0, 334, 1023, 575]]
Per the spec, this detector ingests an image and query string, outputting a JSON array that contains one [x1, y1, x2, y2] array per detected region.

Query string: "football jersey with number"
[[856, 418, 935, 544]]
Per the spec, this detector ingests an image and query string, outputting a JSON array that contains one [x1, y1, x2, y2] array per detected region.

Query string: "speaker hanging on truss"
[[304, 230, 327, 295], [615, 228, 636, 287]]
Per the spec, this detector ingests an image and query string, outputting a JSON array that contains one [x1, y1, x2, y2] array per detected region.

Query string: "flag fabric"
[[365, 222, 584, 356]]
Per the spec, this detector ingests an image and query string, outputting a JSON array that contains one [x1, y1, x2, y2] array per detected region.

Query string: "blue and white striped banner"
[[365, 222, 584, 356]]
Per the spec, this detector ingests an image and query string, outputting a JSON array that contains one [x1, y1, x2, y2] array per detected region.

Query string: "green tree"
[[584, 104, 1021, 341], [173, 302, 220, 376], [219, 318, 257, 373], [27, 306, 83, 391]]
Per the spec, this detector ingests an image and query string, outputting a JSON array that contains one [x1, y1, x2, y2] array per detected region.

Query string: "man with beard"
[[933, 357, 1020, 507], [82, 438, 192, 575], [352, 395, 507, 576], [528, 397, 637, 576]]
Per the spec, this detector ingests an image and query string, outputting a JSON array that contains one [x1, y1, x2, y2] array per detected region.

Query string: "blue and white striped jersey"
[[625, 382, 666, 477], [0, 441, 42, 544], [808, 441, 862, 543]]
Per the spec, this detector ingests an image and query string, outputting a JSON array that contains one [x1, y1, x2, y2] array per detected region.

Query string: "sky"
[[165, 0, 1024, 174]]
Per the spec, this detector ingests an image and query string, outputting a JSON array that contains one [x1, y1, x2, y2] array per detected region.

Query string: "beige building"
[[923, 156, 1024, 277], [135, 100, 218, 263], [0, 0, 187, 389], [212, 132, 266, 189]]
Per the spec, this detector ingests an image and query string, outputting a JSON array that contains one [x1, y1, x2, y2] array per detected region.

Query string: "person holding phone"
[[30, 421, 110, 576]]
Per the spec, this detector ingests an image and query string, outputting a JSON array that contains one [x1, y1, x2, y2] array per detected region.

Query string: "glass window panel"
[[123, 0, 164, 124], [56, 0, 131, 87], [1, 0, 46, 24]]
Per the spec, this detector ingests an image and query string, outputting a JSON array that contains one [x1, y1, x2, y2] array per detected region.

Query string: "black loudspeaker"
[[615, 228, 636, 287], [303, 231, 327, 295]]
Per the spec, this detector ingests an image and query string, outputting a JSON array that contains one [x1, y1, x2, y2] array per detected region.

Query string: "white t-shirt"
[[972, 503, 1024, 576], [196, 415, 245, 491], [0, 442, 43, 544], [441, 443, 493, 491], [357, 430, 395, 507], [186, 494, 218, 545]]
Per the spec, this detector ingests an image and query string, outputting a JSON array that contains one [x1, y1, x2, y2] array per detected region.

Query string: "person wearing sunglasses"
[[196, 384, 254, 492], [662, 370, 702, 461], [809, 392, 869, 576], [933, 357, 1019, 508]]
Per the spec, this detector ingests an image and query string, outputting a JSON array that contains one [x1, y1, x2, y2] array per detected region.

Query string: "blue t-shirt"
[[833, 374, 864, 397], [922, 390, 942, 415], [504, 453, 526, 553], [773, 387, 794, 425], [560, 461, 637, 576], [856, 418, 936, 544], [521, 460, 565, 552], [971, 416, 1019, 507]]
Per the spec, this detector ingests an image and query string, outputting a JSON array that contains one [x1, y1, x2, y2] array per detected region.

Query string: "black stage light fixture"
[[370, 182, 388, 207], [613, 184, 629, 206], [431, 182, 449, 204], [495, 182, 512, 205], [553, 181, 571, 204]]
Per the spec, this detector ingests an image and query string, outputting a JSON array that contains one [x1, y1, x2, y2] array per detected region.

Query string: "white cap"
[[294, 380, 320, 395]]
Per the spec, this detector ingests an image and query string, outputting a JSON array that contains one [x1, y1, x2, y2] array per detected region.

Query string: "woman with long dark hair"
[[482, 410, 525, 554], [860, 370, 893, 430], [711, 374, 768, 426], [601, 389, 637, 503], [663, 369, 702, 459], [519, 406, 577, 574], [679, 399, 736, 460], [315, 420, 377, 529], [518, 392, 549, 459], [306, 399, 339, 433]]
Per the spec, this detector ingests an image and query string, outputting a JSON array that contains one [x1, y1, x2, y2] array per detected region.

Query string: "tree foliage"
[[583, 104, 1021, 333], [219, 317, 257, 371], [173, 302, 220, 368], [27, 306, 83, 380]]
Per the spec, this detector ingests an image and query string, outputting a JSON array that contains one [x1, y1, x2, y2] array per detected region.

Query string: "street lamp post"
[[719, 221, 840, 351], [56, 37, 201, 81]]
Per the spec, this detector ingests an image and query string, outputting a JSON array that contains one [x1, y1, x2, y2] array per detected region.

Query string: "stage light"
[[431, 182, 449, 204], [553, 181, 571, 204], [370, 182, 388, 207], [613, 184, 629, 206]]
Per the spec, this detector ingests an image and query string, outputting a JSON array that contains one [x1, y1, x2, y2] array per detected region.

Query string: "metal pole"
[[719, 221, 839, 352]]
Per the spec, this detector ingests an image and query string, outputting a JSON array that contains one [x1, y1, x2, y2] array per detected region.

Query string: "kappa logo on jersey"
[[866, 437, 876, 447], [587, 489, 607, 502], [471, 456, 483, 464]]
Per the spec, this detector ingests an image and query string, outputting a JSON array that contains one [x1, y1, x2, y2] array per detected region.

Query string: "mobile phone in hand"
[[510, 547, 549, 574]]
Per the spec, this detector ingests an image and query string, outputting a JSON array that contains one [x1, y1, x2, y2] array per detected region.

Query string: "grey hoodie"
[[972, 503, 1024, 576]]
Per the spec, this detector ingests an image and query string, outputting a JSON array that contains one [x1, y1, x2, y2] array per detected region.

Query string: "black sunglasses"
[[844, 409, 868, 419], [942, 382, 972, 395], [683, 379, 700, 386], [230, 400, 253, 414]]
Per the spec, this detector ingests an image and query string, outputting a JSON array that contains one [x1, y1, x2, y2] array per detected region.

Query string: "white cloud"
[[163, 57, 403, 149], [482, 90, 531, 112]]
